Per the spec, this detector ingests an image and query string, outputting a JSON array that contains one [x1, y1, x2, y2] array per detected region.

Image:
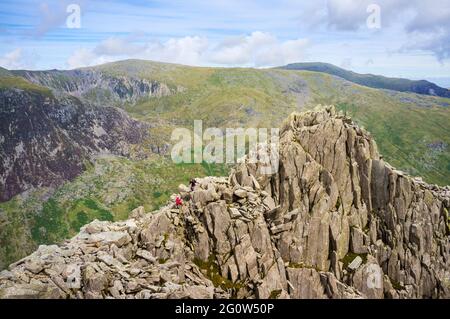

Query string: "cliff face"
[[0, 106, 449, 299], [0, 87, 149, 202], [14, 69, 176, 107]]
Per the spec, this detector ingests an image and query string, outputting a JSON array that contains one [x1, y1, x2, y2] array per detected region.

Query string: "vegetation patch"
[[390, 279, 406, 291], [340, 252, 368, 270], [31, 199, 68, 245], [0, 76, 53, 97], [269, 289, 282, 299], [193, 254, 244, 293], [287, 261, 320, 271]]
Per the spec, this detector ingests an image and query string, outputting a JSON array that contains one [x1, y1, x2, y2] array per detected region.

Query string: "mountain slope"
[[0, 67, 12, 77], [0, 73, 150, 202], [1, 107, 448, 299], [15, 60, 450, 185], [13, 68, 178, 107], [279, 62, 450, 98]]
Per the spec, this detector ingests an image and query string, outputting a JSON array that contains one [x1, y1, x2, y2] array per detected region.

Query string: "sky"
[[0, 0, 449, 86]]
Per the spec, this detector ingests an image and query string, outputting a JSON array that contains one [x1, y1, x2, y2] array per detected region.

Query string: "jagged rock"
[[228, 207, 241, 219], [192, 189, 217, 206], [136, 249, 156, 263], [24, 260, 45, 274], [130, 206, 145, 219], [85, 231, 132, 247], [287, 268, 326, 299], [83, 265, 109, 298], [178, 184, 190, 194], [0, 282, 65, 299], [182, 285, 214, 299], [1, 106, 449, 299], [352, 256, 384, 299], [350, 227, 368, 254], [221, 189, 234, 203], [234, 189, 248, 198], [262, 196, 276, 210]]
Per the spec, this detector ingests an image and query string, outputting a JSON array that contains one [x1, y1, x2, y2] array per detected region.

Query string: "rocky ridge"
[[0, 106, 449, 299], [14, 69, 179, 107]]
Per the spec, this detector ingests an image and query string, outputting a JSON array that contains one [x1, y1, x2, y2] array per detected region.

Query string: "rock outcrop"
[[15, 69, 177, 107], [1, 106, 449, 299], [0, 86, 150, 202]]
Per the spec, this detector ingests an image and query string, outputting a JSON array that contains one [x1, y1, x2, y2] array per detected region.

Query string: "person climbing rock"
[[189, 179, 197, 191]]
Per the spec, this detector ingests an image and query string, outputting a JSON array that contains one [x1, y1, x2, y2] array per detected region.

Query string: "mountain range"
[[1, 59, 449, 274], [280, 62, 450, 98]]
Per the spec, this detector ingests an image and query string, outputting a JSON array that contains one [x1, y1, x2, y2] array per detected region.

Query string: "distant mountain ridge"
[[0, 67, 11, 77], [279, 62, 450, 98]]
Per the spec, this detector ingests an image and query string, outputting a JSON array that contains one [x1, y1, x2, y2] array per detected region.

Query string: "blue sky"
[[0, 0, 449, 85]]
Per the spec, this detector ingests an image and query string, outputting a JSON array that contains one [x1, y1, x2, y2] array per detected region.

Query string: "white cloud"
[[66, 32, 309, 68], [326, 0, 370, 30], [340, 58, 353, 69], [319, 0, 450, 61], [31, 0, 88, 37], [67, 48, 101, 69], [365, 58, 374, 66], [405, 1, 450, 32], [0, 48, 38, 70], [402, 30, 450, 62], [323, 0, 414, 30], [93, 36, 146, 56], [402, 1, 450, 61], [209, 31, 308, 67], [143, 36, 209, 65], [210, 32, 277, 65]]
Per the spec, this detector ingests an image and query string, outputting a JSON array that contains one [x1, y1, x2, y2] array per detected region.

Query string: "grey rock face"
[[0, 88, 150, 202], [1, 106, 449, 299], [15, 69, 176, 107]]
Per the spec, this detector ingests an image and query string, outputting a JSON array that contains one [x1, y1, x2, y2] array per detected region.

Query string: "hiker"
[[189, 179, 197, 191]]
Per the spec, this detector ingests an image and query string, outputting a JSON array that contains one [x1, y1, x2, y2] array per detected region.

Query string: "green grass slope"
[[92, 61, 450, 186], [0, 75, 53, 96]]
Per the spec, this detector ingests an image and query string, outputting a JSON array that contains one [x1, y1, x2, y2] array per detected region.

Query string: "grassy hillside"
[[0, 67, 12, 77], [0, 75, 53, 96], [292, 70, 450, 185], [280, 62, 450, 98], [92, 61, 450, 185]]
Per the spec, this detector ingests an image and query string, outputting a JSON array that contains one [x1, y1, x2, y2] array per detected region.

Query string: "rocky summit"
[[0, 106, 449, 299]]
